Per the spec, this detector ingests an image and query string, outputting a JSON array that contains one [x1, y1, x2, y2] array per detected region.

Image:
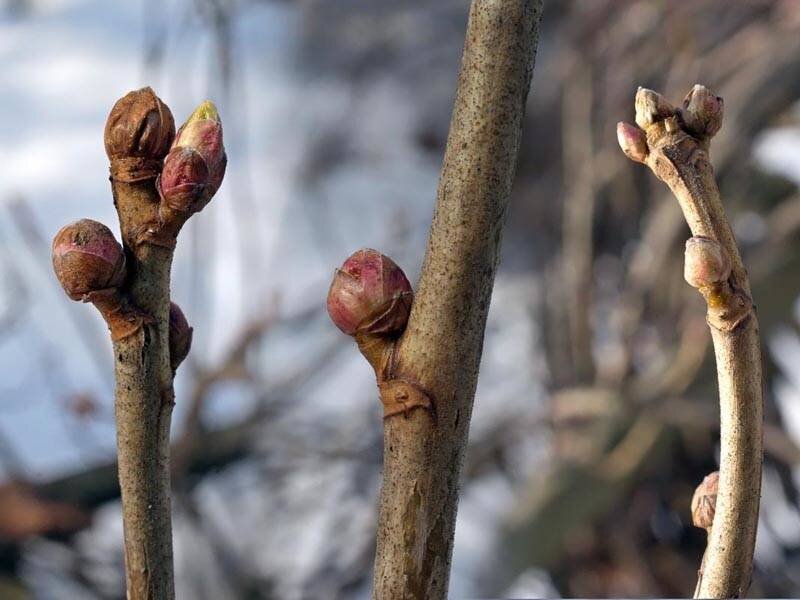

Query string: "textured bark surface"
[[621, 88, 763, 599], [371, 2, 543, 598], [111, 178, 176, 600]]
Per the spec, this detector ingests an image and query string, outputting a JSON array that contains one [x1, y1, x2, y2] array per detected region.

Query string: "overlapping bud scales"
[[52, 219, 126, 301], [159, 101, 226, 215], [684, 236, 731, 289], [691, 471, 719, 530], [682, 84, 724, 139], [104, 87, 175, 161], [327, 248, 413, 337]]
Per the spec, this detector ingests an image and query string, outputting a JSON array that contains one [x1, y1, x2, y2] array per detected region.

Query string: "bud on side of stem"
[[327, 248, 413, 338], [52, 220, 153, 340], [617, 121, 648, 163], [159, 101, 226, 219], [692, 471, 719, 530], [52, 219, 126, 301], [168, 302, 193, 372], [684, 236, 731, 289]]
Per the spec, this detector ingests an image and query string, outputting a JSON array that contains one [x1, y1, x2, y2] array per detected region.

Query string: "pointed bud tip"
[[188, 100, 220, 123], [616, 121, 648, 163]]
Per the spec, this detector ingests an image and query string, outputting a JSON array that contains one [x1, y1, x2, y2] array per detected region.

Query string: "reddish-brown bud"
[[617, 121, 648, 163], [104, 87, 175, 160], [682, 84, 724, 139], [52, 220, 126, 301], [159, 101, 226, 214], [168, 302, 193, 371], [691, 471, 719, 530], [327, 249, 413, 336], [684, 236, 731, 289], [634, 87, 675, 129]]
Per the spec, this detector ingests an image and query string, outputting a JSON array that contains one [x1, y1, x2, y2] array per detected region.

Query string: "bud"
[[634, 87, 675, 129], [684, 236, 731, 288], [682, 84, 724, 138], [159, 101, 226, 213], [168, 302, 193, 371], [617, 122, 648, 163], [52, 220, 126, 301], [104, 87, 175, 160], [691, 471, 719, 530], [327, 249, 413, 336]]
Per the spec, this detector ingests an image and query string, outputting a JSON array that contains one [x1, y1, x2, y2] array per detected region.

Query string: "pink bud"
[[691, 471, 719, 530], [158, 148, 210, 213], [327, 249, 413, 336], [634, 87, 675, 129], [616, 122, 648, 163], [52, 220, 126, 301], [168, 301, 193, 371], [682, 84, 723, 138], [159, 101, 226, 213], [684, 237, 731, 288]]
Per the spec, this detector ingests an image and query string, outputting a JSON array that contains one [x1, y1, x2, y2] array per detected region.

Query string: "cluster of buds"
[[684, 236, 731, 289], [691, 471, 719, 530], [104, 88, 226, 241], [52, 87, 213, 366], [327, 248, 413, 338], [158, 101, 227, 220]]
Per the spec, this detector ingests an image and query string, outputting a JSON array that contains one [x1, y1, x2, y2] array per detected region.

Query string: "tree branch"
[[618, 85, 763, 599], [371, 2, 543, 598]]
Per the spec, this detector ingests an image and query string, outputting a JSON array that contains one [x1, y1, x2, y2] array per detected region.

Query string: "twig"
[[619, 85, 763, 598]]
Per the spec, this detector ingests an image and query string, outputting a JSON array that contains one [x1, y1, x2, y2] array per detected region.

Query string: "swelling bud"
[[691, 471, 719, 530], [617, 121, 648, 163], [104, 87, 175, 161], [327, 248, 413, 337], [168, 302, 193, 372], [684, 236, 731, 289], [52, 219, 126, 301], [682, 84, 723, 139], [634, 87, 674, 129], [159, 101, 226, 215]]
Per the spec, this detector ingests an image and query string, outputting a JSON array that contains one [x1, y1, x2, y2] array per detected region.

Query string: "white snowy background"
[[1, 1, 800, 599]]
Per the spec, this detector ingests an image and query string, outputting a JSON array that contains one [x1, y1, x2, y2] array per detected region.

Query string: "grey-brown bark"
[[619, 86, 763, 599], [371, 2, 543, 598]]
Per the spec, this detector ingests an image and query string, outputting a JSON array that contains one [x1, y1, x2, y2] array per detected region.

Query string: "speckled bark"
[[371, 2, 543, 598], [621, 89, 763, 599], [111, 178, 175, 600]]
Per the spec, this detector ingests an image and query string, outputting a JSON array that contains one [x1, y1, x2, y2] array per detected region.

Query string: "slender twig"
[[619, 85, 763, 598], [370, 2, 543, 598], [51, 88, 226, 599]]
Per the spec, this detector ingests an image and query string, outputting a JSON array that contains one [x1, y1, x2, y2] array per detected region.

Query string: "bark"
[[371, 2, 543, 598], [620, 88, 763, 598], [111, 178, 176, 600]]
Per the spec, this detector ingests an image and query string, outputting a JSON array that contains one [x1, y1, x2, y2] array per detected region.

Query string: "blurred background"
[[1, 0, 800, 598]]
